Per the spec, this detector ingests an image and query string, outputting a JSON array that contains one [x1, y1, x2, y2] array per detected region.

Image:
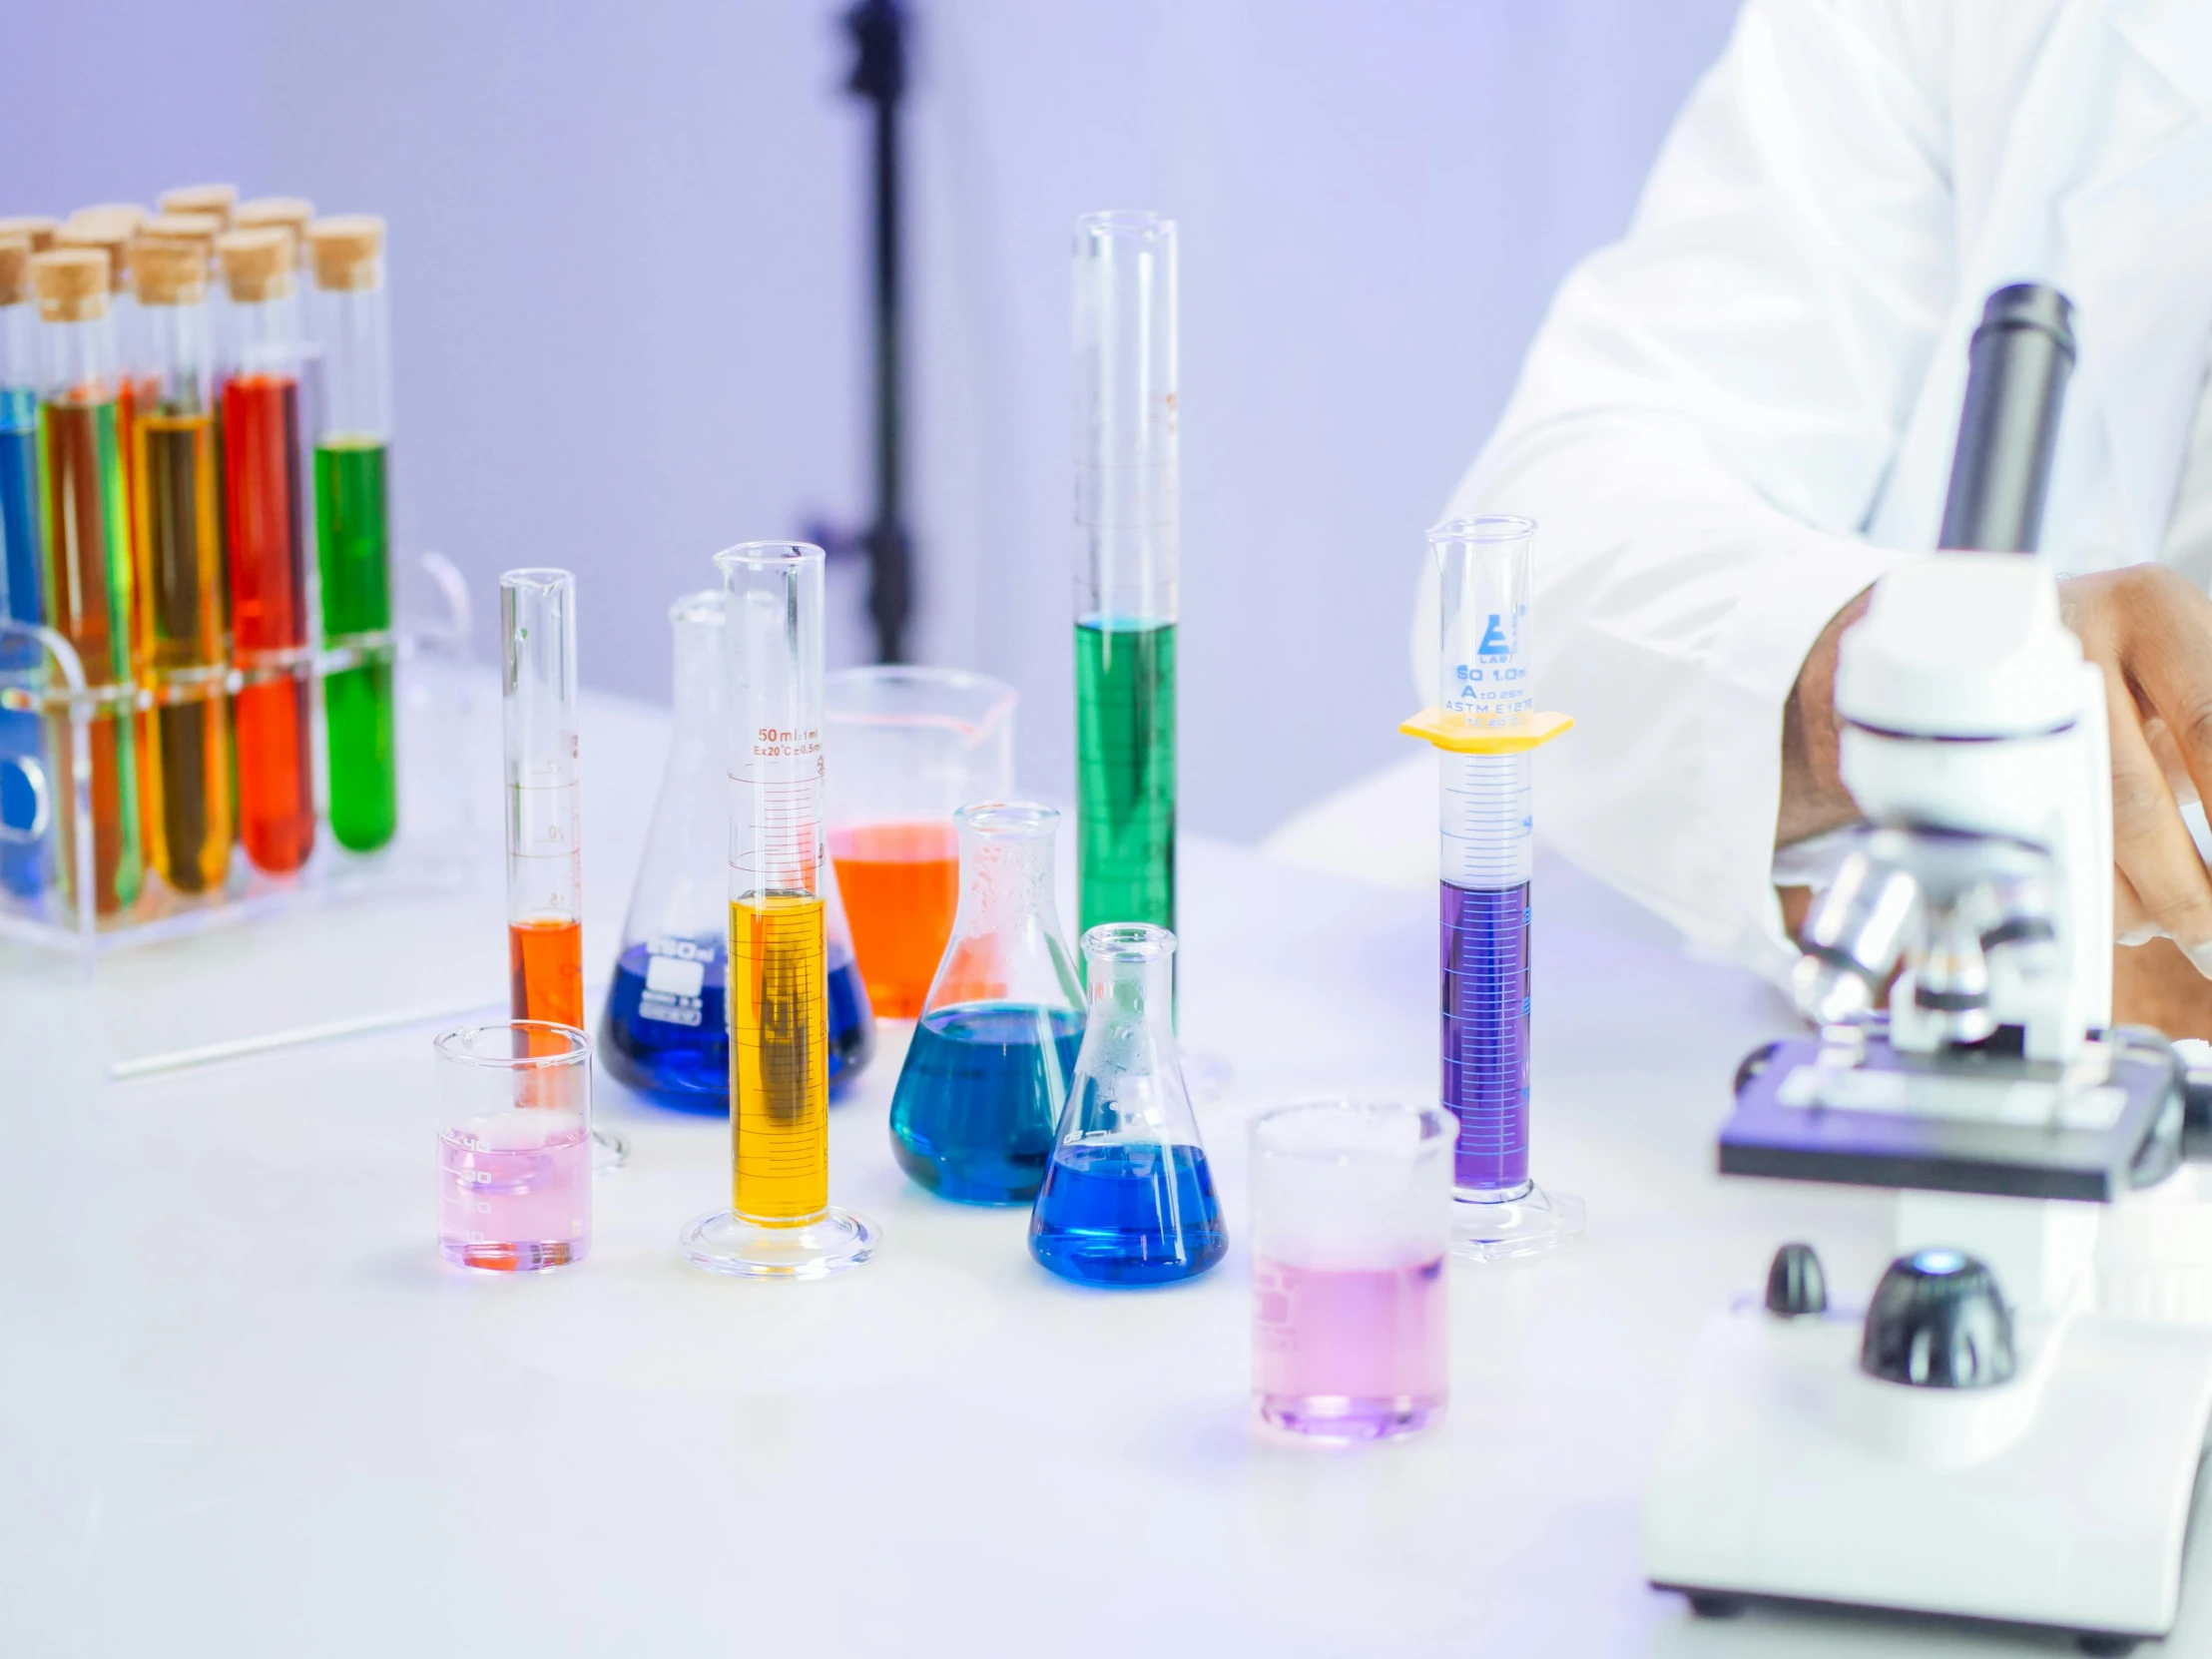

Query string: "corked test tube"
[[30, 247, 143, 915], [0, 233, 50, 902], [305, 215, 396, 852], [130, 239, 233, 897], [216, 227, 316, 875], [57, 210, 144, 482], [158, 184, 237, 228]]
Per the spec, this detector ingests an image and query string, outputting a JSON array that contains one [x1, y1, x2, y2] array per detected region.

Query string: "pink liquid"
[[438, 1116, 591, 1272], [1253, 1254, 1447, 1439]]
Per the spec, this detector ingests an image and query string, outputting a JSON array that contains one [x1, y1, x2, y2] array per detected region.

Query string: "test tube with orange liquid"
[[215, 227, 316, 875], [502, 569, 583, 1038], [824, 667, 1015, 1018]]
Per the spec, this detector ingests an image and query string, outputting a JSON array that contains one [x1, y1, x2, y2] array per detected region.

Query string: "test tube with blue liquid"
[[889, 801, 1084, 1203], [0, 230, 52, 901], [1406, 516, 1582, 1260], [1030, 922, 1225, 1286]]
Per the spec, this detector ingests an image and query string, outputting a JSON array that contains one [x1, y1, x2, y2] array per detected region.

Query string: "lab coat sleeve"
[[1418, 0, 1956, 981]]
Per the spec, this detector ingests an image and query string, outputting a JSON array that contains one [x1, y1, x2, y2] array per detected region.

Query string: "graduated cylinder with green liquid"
[[1072, 210, 1178, 938], [307, 215, 397, 852]]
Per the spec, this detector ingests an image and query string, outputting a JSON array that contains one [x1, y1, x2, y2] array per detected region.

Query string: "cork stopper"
[[134, 238, 210, 306], [216, 227, 294, 303], [306, 215, 385, 291], [0, 216, 59, 255], [138, 212, 224, 252], [159, 184, 238, 225], [55, 215, 133, 291], [68, 203, 148, 233], [0, 237, 31, 306], [32, 248, 111, 323], [235, 197, 314, 249]]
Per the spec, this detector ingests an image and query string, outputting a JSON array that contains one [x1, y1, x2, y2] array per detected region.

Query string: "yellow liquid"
[[730, 892, 830, 1224]]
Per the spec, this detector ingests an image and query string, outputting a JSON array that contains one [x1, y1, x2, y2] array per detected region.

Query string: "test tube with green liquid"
[[1072, 211, 1177, 940], [306, 215, 396, 852]]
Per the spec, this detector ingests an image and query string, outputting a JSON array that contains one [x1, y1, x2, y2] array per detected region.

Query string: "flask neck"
[[670, 593, 725, 723]]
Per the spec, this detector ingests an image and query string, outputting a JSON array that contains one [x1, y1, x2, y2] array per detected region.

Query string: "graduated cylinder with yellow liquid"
[[680, 540, 878, 1278]]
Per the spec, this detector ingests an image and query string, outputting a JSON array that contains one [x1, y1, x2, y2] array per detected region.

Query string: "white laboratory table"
[[4, 688, 2208, 1659]]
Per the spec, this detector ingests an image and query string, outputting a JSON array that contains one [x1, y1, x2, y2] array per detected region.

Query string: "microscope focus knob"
[[1860, 1249, 2017, 1388], [1764, 1242, 1828, 1317]]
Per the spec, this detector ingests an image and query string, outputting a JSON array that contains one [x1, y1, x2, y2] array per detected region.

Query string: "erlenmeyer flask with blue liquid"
[[601, 589, 872, 1108], [889, 802, 1084, 1202], [1030, 922, 1225, 1286]]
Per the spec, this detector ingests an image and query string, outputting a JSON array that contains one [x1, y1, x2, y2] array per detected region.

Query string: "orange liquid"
[[830, 820, 958, 1019], [222, 372, 315, 873], [509, 915, 584, 1031]]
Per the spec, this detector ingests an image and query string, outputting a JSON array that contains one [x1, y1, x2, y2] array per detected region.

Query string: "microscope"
[[1644, 286, 2212, 1655]]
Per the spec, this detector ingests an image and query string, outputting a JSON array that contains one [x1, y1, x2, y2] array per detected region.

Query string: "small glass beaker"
[[825, 665, 1016, 1019], [1250, 1101, 1453, 1442], [1029, 922, 1225, 1287], [434, 1021, 592, 1272], [602, 590, 873, 1108], [889, 802, 1084, 1203]]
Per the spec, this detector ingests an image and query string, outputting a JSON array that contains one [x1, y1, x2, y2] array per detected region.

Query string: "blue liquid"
[[1029, 1142, 1226, 1287], [889, 1002, 1083, 1204], [1441, 878, 1528, 1192], [598, 938, 875, 1111], [0, 405, 50, 901]]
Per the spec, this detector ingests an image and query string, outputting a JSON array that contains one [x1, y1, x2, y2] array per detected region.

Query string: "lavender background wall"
[[13, 0, 1741, 840]]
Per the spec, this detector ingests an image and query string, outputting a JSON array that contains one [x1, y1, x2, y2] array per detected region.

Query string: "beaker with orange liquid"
[[824, 666, 1014, 1019]]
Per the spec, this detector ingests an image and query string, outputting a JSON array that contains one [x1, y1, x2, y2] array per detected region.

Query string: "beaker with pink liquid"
[[434, 1020, 593, 1272], [1250, 1101, 1453, 1442]]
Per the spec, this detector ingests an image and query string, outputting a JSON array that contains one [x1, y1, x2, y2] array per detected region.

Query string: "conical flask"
[[1030, 922, 1226, 1286], [601, 589, 874, 1108], [888, 802, 1084, 1203]]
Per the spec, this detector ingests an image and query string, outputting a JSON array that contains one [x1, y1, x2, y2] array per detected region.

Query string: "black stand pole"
[[844, 0, 912, 663]]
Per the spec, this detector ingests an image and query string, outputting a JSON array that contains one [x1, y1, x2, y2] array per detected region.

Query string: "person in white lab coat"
[[1421, 0, 2212, 1033]]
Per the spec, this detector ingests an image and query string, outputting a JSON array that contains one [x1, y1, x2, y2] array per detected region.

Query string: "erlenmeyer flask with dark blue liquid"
[[889, 802, 1083, 1202], [1030, 922, 1225, 1286], [601, 590, 872, 1108]]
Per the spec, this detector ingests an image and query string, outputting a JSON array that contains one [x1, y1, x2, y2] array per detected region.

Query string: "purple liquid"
[[438, 1116, 591, 1272], [1441, 879, 1528, 1192], [1253, 1254, 1448, 1439]]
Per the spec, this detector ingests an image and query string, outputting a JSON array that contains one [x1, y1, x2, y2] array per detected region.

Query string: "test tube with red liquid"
[[216, 227, 316, 874], [502, 568, 583, 1033]]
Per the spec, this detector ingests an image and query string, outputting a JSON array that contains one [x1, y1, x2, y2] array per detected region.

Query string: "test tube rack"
[[0, 552, 477, 956]]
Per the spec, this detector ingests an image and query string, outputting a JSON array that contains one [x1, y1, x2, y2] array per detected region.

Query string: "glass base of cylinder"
[[1449, 1181, 1584, 1263], [1256, 1392, 1444, 1444], [678, 1207, 879, 1280]]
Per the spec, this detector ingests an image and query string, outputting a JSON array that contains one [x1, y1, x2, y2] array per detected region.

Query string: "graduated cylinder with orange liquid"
[[30, 246, 142, 916], [128, 237, 232, 896], [501, 568, 583, 1039], [216, 227, 316, 875]]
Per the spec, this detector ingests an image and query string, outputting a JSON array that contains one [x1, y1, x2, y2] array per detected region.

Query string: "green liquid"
[[1075, 618, 1175, 937], [314, 437, 396, 851]]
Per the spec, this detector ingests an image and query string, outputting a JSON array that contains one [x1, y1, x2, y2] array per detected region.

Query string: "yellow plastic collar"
[[1398, 709, 1574, 754]]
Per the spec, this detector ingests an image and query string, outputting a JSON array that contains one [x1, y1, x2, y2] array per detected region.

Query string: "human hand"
[[2060, 565, 2212, 974]]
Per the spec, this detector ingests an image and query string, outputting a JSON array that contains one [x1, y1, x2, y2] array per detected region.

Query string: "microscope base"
[[1644, 1296, 2212, 1648]]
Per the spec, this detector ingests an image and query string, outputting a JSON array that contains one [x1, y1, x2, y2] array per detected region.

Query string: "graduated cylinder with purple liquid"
[[1432, 514, 1537, 1202]]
